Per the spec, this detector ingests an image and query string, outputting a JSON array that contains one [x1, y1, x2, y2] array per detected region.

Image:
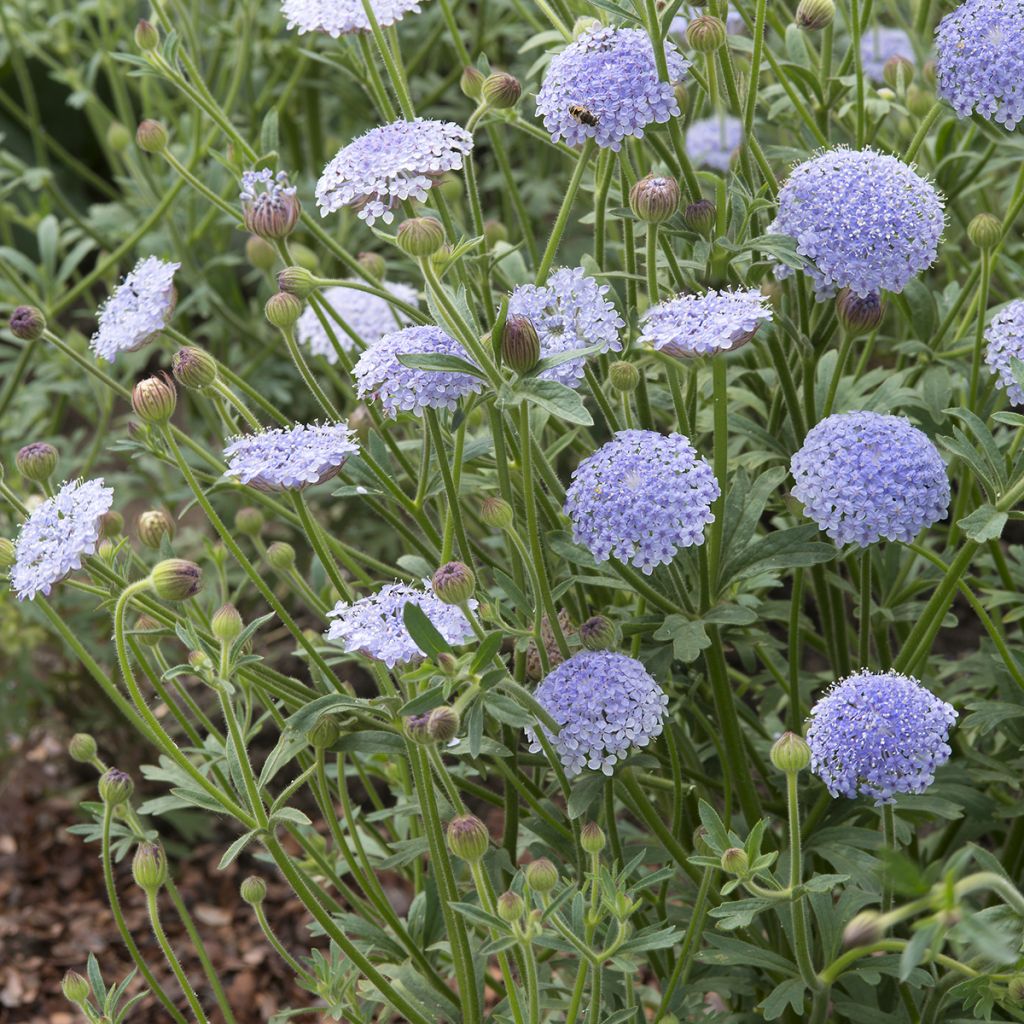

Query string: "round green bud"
[[428, 705, 460, 744], [446, 814, 490, 862], [16, 442, 58, 483], [61, 970, 91, 1005], [480, 496, 514, 530], [307, 713, 340, 749], [172, 347, 218, 391], [720, 847, 749, 875], [483, 72, 522, 109], [922, 59, 937, 87], [397, 217, 446, 258], [135, 614, 163, 647], [99, 767, 133, 805], [438, 173, 463, 204], [968, 212, 1001, 250], [460, 65, 485, 100], [1007, 976, 1024, 1003], [501, 314, 541, 374], [131, 375, 177, 423], [497, 890, 525, 922], [266, 541, 296, 571], [132, 842, 168, 892], [436, 651, 459, 676], [137, 508, 174, 549], [245, 235, 277, 272], [579, 614, 618, 651], [580, 822, 606, 854], [883, 55, 915, 91], [150, 558, 202, 601], [525, 857, 558, 893], [682, 199, 717, 236], [134, 19, 159, 50], [211, 603, 244, 643], [906, 84, 934, 117], [96, 539, 116, 563], [240, 875, 267, 905], [265, 291, 304, 330], [68, 733, 97, 763], [106, 120, 132, 152], [278, 265, 317, 298], [769, 731, 811, 774], [235, 506, 265, 537], [608, 360, 640, 393], [795, 0, 834, 29], [842, 910, 884, 949], [136, 119, 168, 154], [432, 561, 476, 604], [692, 826, 713, 857], [836, 288, 885, 335], [357, 251, 386, 280], [9, 305, 45, 341], [686, 14, 726, 52], [99, 510, 124, 538], [484, 219, 508, 246], [290, 242, 319, 272], [0, 538, 15, 569], [188, 649, 213, 673], [630, 173, 681, 224]]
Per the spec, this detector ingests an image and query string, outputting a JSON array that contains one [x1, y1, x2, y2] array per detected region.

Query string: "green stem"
[[146, 888, 210, 1023], [536, 140, 595, 281]]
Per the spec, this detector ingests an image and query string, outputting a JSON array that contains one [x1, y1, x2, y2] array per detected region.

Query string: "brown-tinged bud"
[[769, 731, 811, 774], [62, 970, 91, 1005], [172, 347, 218, 391], [242, 171, 300, 240], [290, 242, 318, 271], [99, 767, 133, 805], [460, 65, 485, 99], [278, 265, 317, 298], [137, 509, 174, 549], [0, 539, 13, 569], [484, 219, 508, 246], [630, 174, 681, 224], [68, 733, 97, 763], [906, 84, 934, 117], [968, 212, 1001, 250], [579, 614, 617, 651], [16, 442, 58, 482], [307, 713, 340, 749], [447, 814, 490, 861], [686, 14, 726, 51], [481, 496, 514, 530], [842, 910, 884, 948], [580, 822, 606, 854], [135, 614, 163, 646], [502, 314, 541, 374], [134, 19, 159, 50], [795, 0, 834, 29], [357, 251, 386, 280], [720, 847, 749, 874], [483, 72, 522, 109], [234, 506, 264, 537], [265, 291, 303, 330], [212, 603, 243, 643], [9, 305, 45, 341], [428, 705, 460, 743], [432, 561, 476, 604], [397, 217, 445, 258], [149, 558, 202, 601], [682, 199, 717, 236], [836, 288, 885, 334], [348, 403, 373, 441], [922, 59, 937, 87], [136, 119, 168, 154], [525, 857, 558, 892], [245, 235, 277, 271], [266, 541, 296, 571], [99, 510, 124, 538], [132, 375, 176, 423], [132, 842, 168, 891], [883, 55, 915, 90], [497, 890, 525, 922]]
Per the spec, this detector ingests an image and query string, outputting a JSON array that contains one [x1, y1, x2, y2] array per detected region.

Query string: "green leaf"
[[957, 504, 1007, 542], [697, 799, 730, 853], [396, 352, 488, 378], [653, 615, 711, 662], [761, 979, 807, 1020], [899, 922, 939, 981], [259, 108, 279, 155], [516, 377, 593, 425], [403, 601, 453, 659], [218, 829, 258, 869], [272, 806, 313, 827], [567, 772, 605, 819], [470, 632, 504, 672], [400, 684, 447, 717]]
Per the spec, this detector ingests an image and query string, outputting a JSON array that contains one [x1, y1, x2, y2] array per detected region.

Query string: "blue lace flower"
[[685, 115, 743, 172], [860, 26, 914, 81], [281, 0, 422, 36], [89, 257, 179, 362], [639, 288, 772, 357], [985, 300, 1024, 404], [223, 423, 359, 491]]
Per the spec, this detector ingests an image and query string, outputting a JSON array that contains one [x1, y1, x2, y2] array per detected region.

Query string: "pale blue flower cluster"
[[89, 256, 179, 362], [860, 26, 914, 81], [564, 430, 719, 574], [985, 300, 1024, 404], [769, 147, 944, 297], [791, 411, 950, 546], [325, 582, 476, 667], [639, 288, 772, 357], [316, 119, 473, 225], [11, 478, 114, 600], [506, 267, 623, 387], [525, 650, 669, 776], [536, 27, 689, 150], [685, 115, 743, 172], [281, 0, 422, 36], [296, 281, 419, 362], [806, 670, 957, 803], [353, 325, 483, 417], [936, 0, 1024, 129], [223, 423, 359, 491]]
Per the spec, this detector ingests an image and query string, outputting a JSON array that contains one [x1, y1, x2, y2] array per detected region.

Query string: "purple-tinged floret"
[[223, 423, 359, 491], [89, 257, 179, 362], [639, 288, 772, 357], [985, 299, 1024, 404], [281, 0, 422, 35]]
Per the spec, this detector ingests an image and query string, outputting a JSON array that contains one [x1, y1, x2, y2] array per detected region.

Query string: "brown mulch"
[[0, 732, 319, 1023]]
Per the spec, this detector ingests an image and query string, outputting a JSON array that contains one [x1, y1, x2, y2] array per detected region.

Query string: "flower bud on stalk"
[[132, 375, 177, 423], [460, 65, 485, 99], [246, 235, 277, 271], [906, 84, 934, 117], [497, 890, 525, 922], [609, 361, 640, 392], [266, 541, 296, 571], [397, 217, 446, 258], [16, 442, 58, 483], [1007, 976, 1024, 1003], [241, 169, 300, 240], [842, 910, 884, 948], [432, 561, 476, 604], [234, 506, 264, 537], [720, 847, 749, 874], [278, 266, 317, 298], [501, 315, 541, 374], [136, 119, 168, 154], [0, 539, 15, 569], [132, 842, 168, 892], [172, 347, 218, 391], [630, 174, 681, 224], [484, 220, 508, 246], [307, 714, 340, 749], [240, 876, 267, 905], [211, 603, 243, 643], [836, 288, 885, 334], [68, 733, 97, 763], [265, 291, 303, 330], [99, 510, 124, 538], [525, 857, 558, 892], [99, 768, 133, 805], [134, 19, 159, 50], [429, 705, 460, 743], [580, 821, 606, 854], [446, 814, 490, 861], [150, 558, 202, 601], [883, 55, 915, 91], [107, 121, 132, 152], [795, 0, 834, 29], [483, 72, 522, 109], [769, 731, 811, 773], [61, 970, 91, 1005], [357, 250, 386, 279], [135, 614, 163, 646], [686, 14, 726, 51], [682, 199, 717, 236], [480, 496, 514, 530], [9, 305, 46, 341], [968, 212, 1001, 250], [137, 508, 174, 549], [579, 614, 617, 651]]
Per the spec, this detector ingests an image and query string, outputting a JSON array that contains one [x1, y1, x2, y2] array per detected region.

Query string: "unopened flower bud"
[[188, 649, 212, 672], [795, 0, 834, 29], [397, 217, 445, 258], [150, 558, 202, 601], [687, 14, 726, 51], [579, 614, 617, 651], [922, 59, 937, 87], [497, 890, 525, 922], [234, 506, 264, 537], [0, 539, 15, 569], [906, 84, 934, 117], [99, 510, 124, 538], [172, 347, 218, 391], [883, 55, 915, 90], [525, 857, 558, 892], [212, 603, 243, 643], [836, 288, 885, 334], [447, 814, 490, 861], [265, 291, 303, 330], [68, 733, 97, 763], [137, 508, 174, 549], [240, 875, 267, 905], [62, 970, 91, 1005], [106, 121, 132, 152], [428, 705, 460, 743], [630, 174, 681, 224], [348, 403, 373, 440], [16, 442, 57, 482], [720, 847, 749, 874], [1007, 976, 1024, 1003], [438, 173, 463, 203], [278, 265, 317, 298], [770, 731, 811, 774], [405, 712, 434, 744], [481, 496, 514, 530], [608, 360, 640, 392], [502, 315, 541, 374], [968, 212, 1001, 250], [242, 170, 300, 240], [436, 651, 459, 675], [9, 305, 45, 341], [99, 767, 133, 805], [843, 910, 884, 948], [134, 19, 159, 50], [357, 251, 386, 279], [484, 220, 508, 246], [266, 541, 296, 571], [460, 65, 485, 99], [132, 842, 168, 891], [682, 199, 717, 236], [580, 822, 606, 854], [483, 72, 522, 109], [432, 561, 476, 605], [132, 375, 176, 423], [135, 614, 163, 646], [136, 119, 168, 154], [290, 242, 318, 271], [246, 235, 277, 271], [307, 713, 340, 749]]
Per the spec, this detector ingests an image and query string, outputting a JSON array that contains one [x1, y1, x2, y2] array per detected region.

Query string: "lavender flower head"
[[315, 119, 473, 225], [89, 256, 179, 362], [936, 0, 1024, 129], [325, 582, 476, 668], [353, 325, 483, 417], [281, 0, 422, 36], [296, 281, 419, 363], [223, 423, 359, 491], [685, 115, 743, 172], [985, 300, 1024, 404], [10, 478, 114, 600], [860, 26, 914, 81], [526, 650, 669, 776], [768, 147, 944, 298], [639, 288, 772, 357], [806, 670, 956, 803], [790, 411, 950, 546], [564, 430, 720, 574], [536, 27, 689, 151], [506, 267, 624, 388]]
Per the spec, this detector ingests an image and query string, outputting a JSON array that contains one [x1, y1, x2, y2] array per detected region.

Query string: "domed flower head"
[[296, 281, 419, 363], [936, 0, 1024, 129], [768, 147, 944, 298], [223, 423, 359, 491], [506, 267, 624, 388], [790, 411, 950, 546], [281, 0, 422, 36], [316, 119, 473, 225], [536, 27, 689, 151], [240, 169, 300, 239], [89, 256, 179, 362], [11, 478, 114, 600], [564, 430, 720, 574], [860, 26, 914, 81], [985, 300, 1024, 404], [525, 650, 669, 776], [353, 325, 483, 417], [325, 582, 476, 668], [639, 287, 772, 357], [685, 115, 743, 172], [806, 670, 956, 803]]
